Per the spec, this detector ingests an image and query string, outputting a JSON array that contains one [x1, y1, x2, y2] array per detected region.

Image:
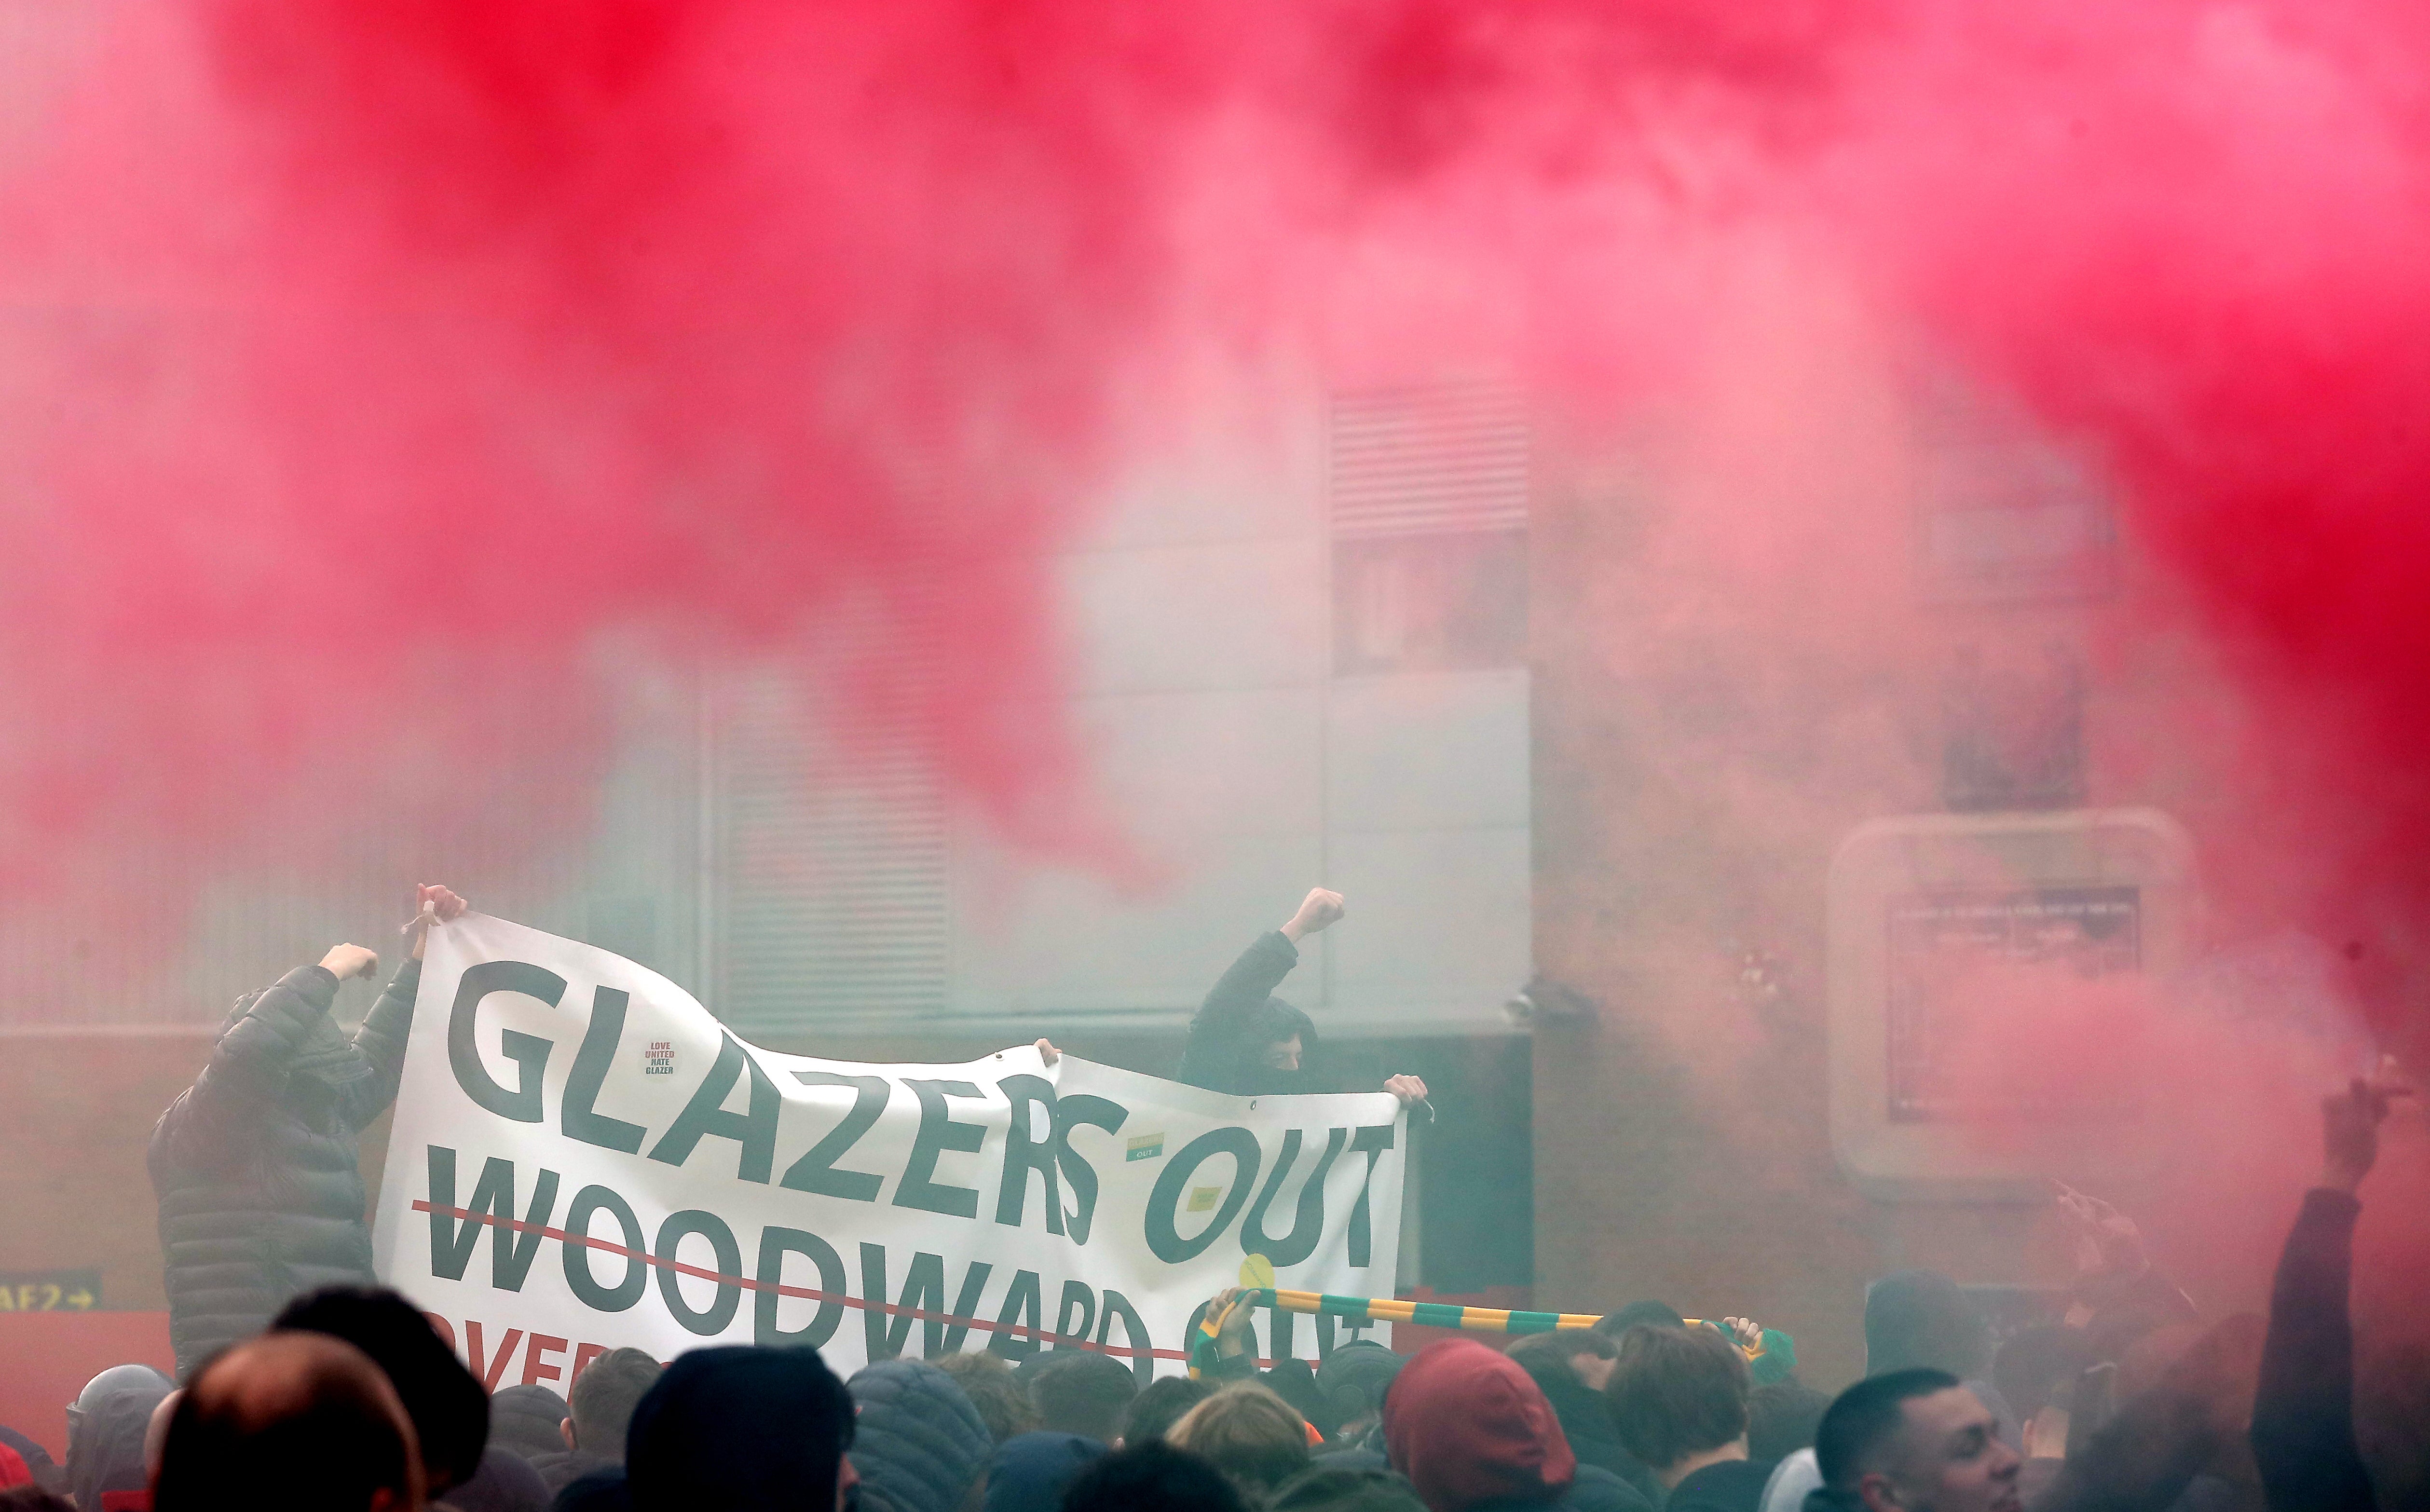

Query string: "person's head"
[[1060, 1441, 1249, 1512], [1314, 1342, 1406, 1436], [977, 1430, 1104, 1512], [65, 1363, 172, 1512], [145, 1390, 181, 1481], [1603, 1325, 1750, 1484], [1383, 1338, 1575, 1512], [442, 1447, 550, 1512], [272, 1286, 487, 1495], [0, 1426, 56, 1484], [157, 1333, 423, 1512], [1864, 1273, 1991, 1381], [1029, 1352, 1139, 1445], [1593, 1301, 1686, 1340], [1507, 1330, 1619, 1393], [565, 1348, 660, 1459], [1246, 998, 1315, 1076], [69, 1366, 172, 1444], [1989, 1326, 2088, 1460], [847, 1358, 993, 1512], [1167, 1385, 1312, 1502], [1119, 1376, 1215, 1447], [1816, 1370, 2020, 1512], [935, 1350, 1040, 1445], [1269, 1464, 1431, 1512], [487, 1385, 571, 1461], [1747, 1381, 1832, 1463], [0, 1488, 76, 1512], [626, 1346, 855, 1512]]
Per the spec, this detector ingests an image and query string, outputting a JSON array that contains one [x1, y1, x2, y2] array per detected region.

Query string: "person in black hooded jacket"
[[1508, 1332, 1664, 1507], [148, 884, 468, 1380], [1177, 889, 1428, 1106]]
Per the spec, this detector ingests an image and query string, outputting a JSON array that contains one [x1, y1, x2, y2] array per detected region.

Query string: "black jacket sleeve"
[[2250, 1188, 2375, 1512], [340, 956, 423, 1131], [151, 965, 342, 1173], [1177, 930, 1299, 1093]]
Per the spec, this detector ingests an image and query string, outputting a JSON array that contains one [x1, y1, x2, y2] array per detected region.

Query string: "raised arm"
[[1175, 889, 1338, 1091], [2250, 1071, 2408, 1512], [341, 884, 469, 1129], [151, 944, 380, 1172], [2051, 1180, 2198, 1332]]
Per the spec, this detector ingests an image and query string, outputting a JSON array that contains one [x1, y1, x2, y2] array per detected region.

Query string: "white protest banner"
[[371, 913, 1406, 1389]]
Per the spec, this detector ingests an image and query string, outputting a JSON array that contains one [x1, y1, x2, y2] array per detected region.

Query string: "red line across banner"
[[410, 1200, 1215, 1363]]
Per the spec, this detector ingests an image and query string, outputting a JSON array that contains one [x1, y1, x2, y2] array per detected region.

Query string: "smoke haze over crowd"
[[1, 0, 2426, 1303]]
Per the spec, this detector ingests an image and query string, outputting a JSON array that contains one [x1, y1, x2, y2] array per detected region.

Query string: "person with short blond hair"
[[1168, 1385, 1313, 1504]]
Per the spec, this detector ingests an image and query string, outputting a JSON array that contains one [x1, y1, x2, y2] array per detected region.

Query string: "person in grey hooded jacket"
[[65, 1363, 173, 1512], [148, 884, 467, 1379]]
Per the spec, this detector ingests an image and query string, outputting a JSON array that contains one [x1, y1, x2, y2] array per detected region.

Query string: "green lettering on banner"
[[893, 1080, 987, 1219], [992, 1075, 1063, 1234], [779, 1073, 890, 1202], [937, 1261, 994, 1356], [1239, 1127, 1349, 1269], [448, 961, 564, 1123], [647, 1035, 780, 1183], [988, 1270, 1045, 1361], [1142, 1127, 1260, 1264], [1095, 1290, 1154, 1386], [1052, 1095, 1127, 1245], [1053, 1279, 1095, 1345], [1346, 1125, 1396, 1268], [425, 1145, 561, 1291], [654, 1210, 744, 1335], [561, 987, 646, 1154], [756, 1226, 847, 1348], [859, 1243, 940, 1362], [561, 1185, 649, 1312], [857, 1244, 996, 1361]]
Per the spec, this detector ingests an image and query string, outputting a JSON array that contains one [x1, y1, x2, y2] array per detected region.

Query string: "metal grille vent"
[[1328, 383, 1530, 539], [707, 615, 951, 1032]]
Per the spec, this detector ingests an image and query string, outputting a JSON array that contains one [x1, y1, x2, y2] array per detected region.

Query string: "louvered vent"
[[1329, 383, 1530, 538], [1329, 383, 1530, 674], [707, 625, 951, 1033]]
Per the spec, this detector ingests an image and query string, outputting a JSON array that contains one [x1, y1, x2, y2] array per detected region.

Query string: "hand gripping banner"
[[371, 914, 1407, 1387]]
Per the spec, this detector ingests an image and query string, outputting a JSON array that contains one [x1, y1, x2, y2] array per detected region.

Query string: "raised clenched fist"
[[319, 944, 380, 981], [1281, 888, 1345, 942], [2321, 1060, 2412, 1193]]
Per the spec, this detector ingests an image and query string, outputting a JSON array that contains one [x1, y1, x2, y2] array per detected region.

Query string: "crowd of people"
[[0, 886, 2415, 1510]]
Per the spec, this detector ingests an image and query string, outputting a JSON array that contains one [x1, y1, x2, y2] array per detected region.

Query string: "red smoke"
[[5, 0, 2430, 1074], [0, 0, 1207, 899]]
